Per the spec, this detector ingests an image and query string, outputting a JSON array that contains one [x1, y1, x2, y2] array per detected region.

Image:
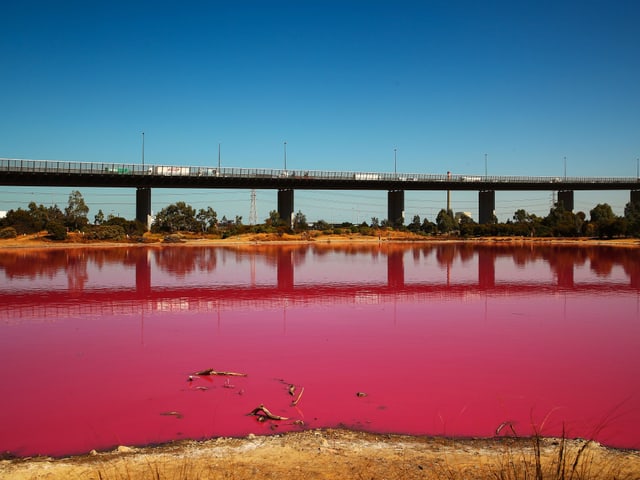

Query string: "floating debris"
[[160, 411, 183, 419], [288, 384, 296, 396], [195, 386, 209, 391], [247, 404, 289, 421], [356, 392, 368, 398], [194, 368, 248, 377], [291, 386, 305, 406], [223, 378, 235, 389]]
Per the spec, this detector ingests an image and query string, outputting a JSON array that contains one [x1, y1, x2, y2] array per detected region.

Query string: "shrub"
[[0, 227, 17, 239], [84, 225, 126, 241], [46, 222, 67, 240]]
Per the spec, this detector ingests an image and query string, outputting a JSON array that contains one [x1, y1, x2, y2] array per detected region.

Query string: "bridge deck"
[[2, 158, 639, 191]]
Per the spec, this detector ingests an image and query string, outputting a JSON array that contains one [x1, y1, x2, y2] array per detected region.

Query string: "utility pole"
[[284, 141, 287, 170], [142, 131, 145, 168], [250, 189, 257, 225]]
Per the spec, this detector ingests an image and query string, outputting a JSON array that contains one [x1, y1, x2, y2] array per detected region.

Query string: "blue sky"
[[1, 0, 639, 223]]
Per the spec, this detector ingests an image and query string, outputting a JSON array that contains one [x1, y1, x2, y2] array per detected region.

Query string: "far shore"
[[1, 231, 639, 250]]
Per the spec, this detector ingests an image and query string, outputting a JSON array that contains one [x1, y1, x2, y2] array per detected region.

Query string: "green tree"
[[64, 190, 89, 230], [196, 207, 218, 232], [314, 219, 331, 231], [266, 210, 282, 227], [94, 209, 105, 225], [543, 204, 580, 237], [624, 200, 640, 237], [589, 203, 616, 238], [421, 218, 436, 234], [293, 210, 308, 232], [436, 209, 457, 234], [152, 201, 199, 233], [408, 215, 421, 232]]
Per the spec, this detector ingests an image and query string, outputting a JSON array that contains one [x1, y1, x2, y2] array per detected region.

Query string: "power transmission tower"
[[249, 189, 257, 225]]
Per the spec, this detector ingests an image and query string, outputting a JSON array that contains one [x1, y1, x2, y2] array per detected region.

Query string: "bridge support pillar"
[[478, 190, 495, 224], [278, 189, 294, 228], [557, 190, 574, 212], [387, 190, 405, 227], [136, 187, 152, 229], [631, 190, 640, 205]]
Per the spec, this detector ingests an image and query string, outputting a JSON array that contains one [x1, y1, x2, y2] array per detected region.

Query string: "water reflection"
[[0, 245, 638, 318], [0, 244, 638, 456]]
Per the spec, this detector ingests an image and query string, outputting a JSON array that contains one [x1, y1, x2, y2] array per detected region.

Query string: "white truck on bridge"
[[153, 166, 190, 175]]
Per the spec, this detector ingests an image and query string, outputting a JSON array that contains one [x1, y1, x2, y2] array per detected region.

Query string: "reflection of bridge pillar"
[[478, 249, 495, 288], [631, 190, 640, 205], [136, 251, 151, 294], [277, 250, 294, 290], [387, 190, 405, 226], [558, 190, 574, 212], [278, 189, 294, 228], [136, 187, 152, 227], [387, 250, 404, 288], [479, 190, 495, 224]]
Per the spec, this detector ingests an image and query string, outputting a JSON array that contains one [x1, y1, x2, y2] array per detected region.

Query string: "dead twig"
[[291, 386, 305, 406], [194, 368, 247, 377], [247, 404, 289, 421]]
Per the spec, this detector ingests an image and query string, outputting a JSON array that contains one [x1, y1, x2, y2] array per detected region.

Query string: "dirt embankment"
[[2, 430, 640, 480], [2, 231, 639, 249]]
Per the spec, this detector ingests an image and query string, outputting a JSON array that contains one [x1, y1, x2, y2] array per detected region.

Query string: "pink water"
[[0, 244, 639, 456]]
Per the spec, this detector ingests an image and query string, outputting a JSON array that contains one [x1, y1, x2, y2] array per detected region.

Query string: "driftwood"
[[247, 404, 289, 421], [291, 386, 305, 406], [288, 384, 296, 396], [495, 421, 517, 436], [194, 368, 248, 377], [160, 411, 183, 419]]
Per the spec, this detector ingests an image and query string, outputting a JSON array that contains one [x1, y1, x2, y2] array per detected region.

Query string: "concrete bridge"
[[2, 158, 639, 225]]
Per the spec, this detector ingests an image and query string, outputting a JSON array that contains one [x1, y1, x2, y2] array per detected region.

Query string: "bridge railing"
[[1, 158, 638, 185]]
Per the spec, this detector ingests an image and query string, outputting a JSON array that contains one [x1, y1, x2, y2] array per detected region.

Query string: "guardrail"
[[1, 157, 638, 185]]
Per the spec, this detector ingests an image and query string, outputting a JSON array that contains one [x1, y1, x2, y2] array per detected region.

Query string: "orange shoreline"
[[1, 231, 639, 249]]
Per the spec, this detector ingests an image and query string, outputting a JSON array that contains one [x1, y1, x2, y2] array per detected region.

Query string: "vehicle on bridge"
[[104, 167, 130, 174], [354, 173, 379, 180], [152, 166, 190, 175]]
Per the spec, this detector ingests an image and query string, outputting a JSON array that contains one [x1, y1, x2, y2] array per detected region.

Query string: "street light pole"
[[218, 142, 221, 170], [484, 153, 487, 177], [284, 141, 287, 170], [564, 156, 567, 179], [142, 131, 145, 168], [394, 147, 397, 175]]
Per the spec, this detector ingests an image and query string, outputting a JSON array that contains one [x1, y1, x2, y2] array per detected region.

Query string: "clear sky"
[[1, 0, 639, 223]]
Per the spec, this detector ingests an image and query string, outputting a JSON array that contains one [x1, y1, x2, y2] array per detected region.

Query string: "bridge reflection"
[[0, 244, 638, 321]]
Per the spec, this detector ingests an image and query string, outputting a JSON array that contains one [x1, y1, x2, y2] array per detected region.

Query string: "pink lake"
[[0, 243, 639, 457]]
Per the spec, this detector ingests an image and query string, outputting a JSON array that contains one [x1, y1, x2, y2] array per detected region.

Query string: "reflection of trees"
[[436, 244, 456, 267], [66, 251, 88, 293], [153, 247, 217, 277]]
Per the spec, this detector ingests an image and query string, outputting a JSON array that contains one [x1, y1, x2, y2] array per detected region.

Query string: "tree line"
[[1, 190, 640, 240]]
